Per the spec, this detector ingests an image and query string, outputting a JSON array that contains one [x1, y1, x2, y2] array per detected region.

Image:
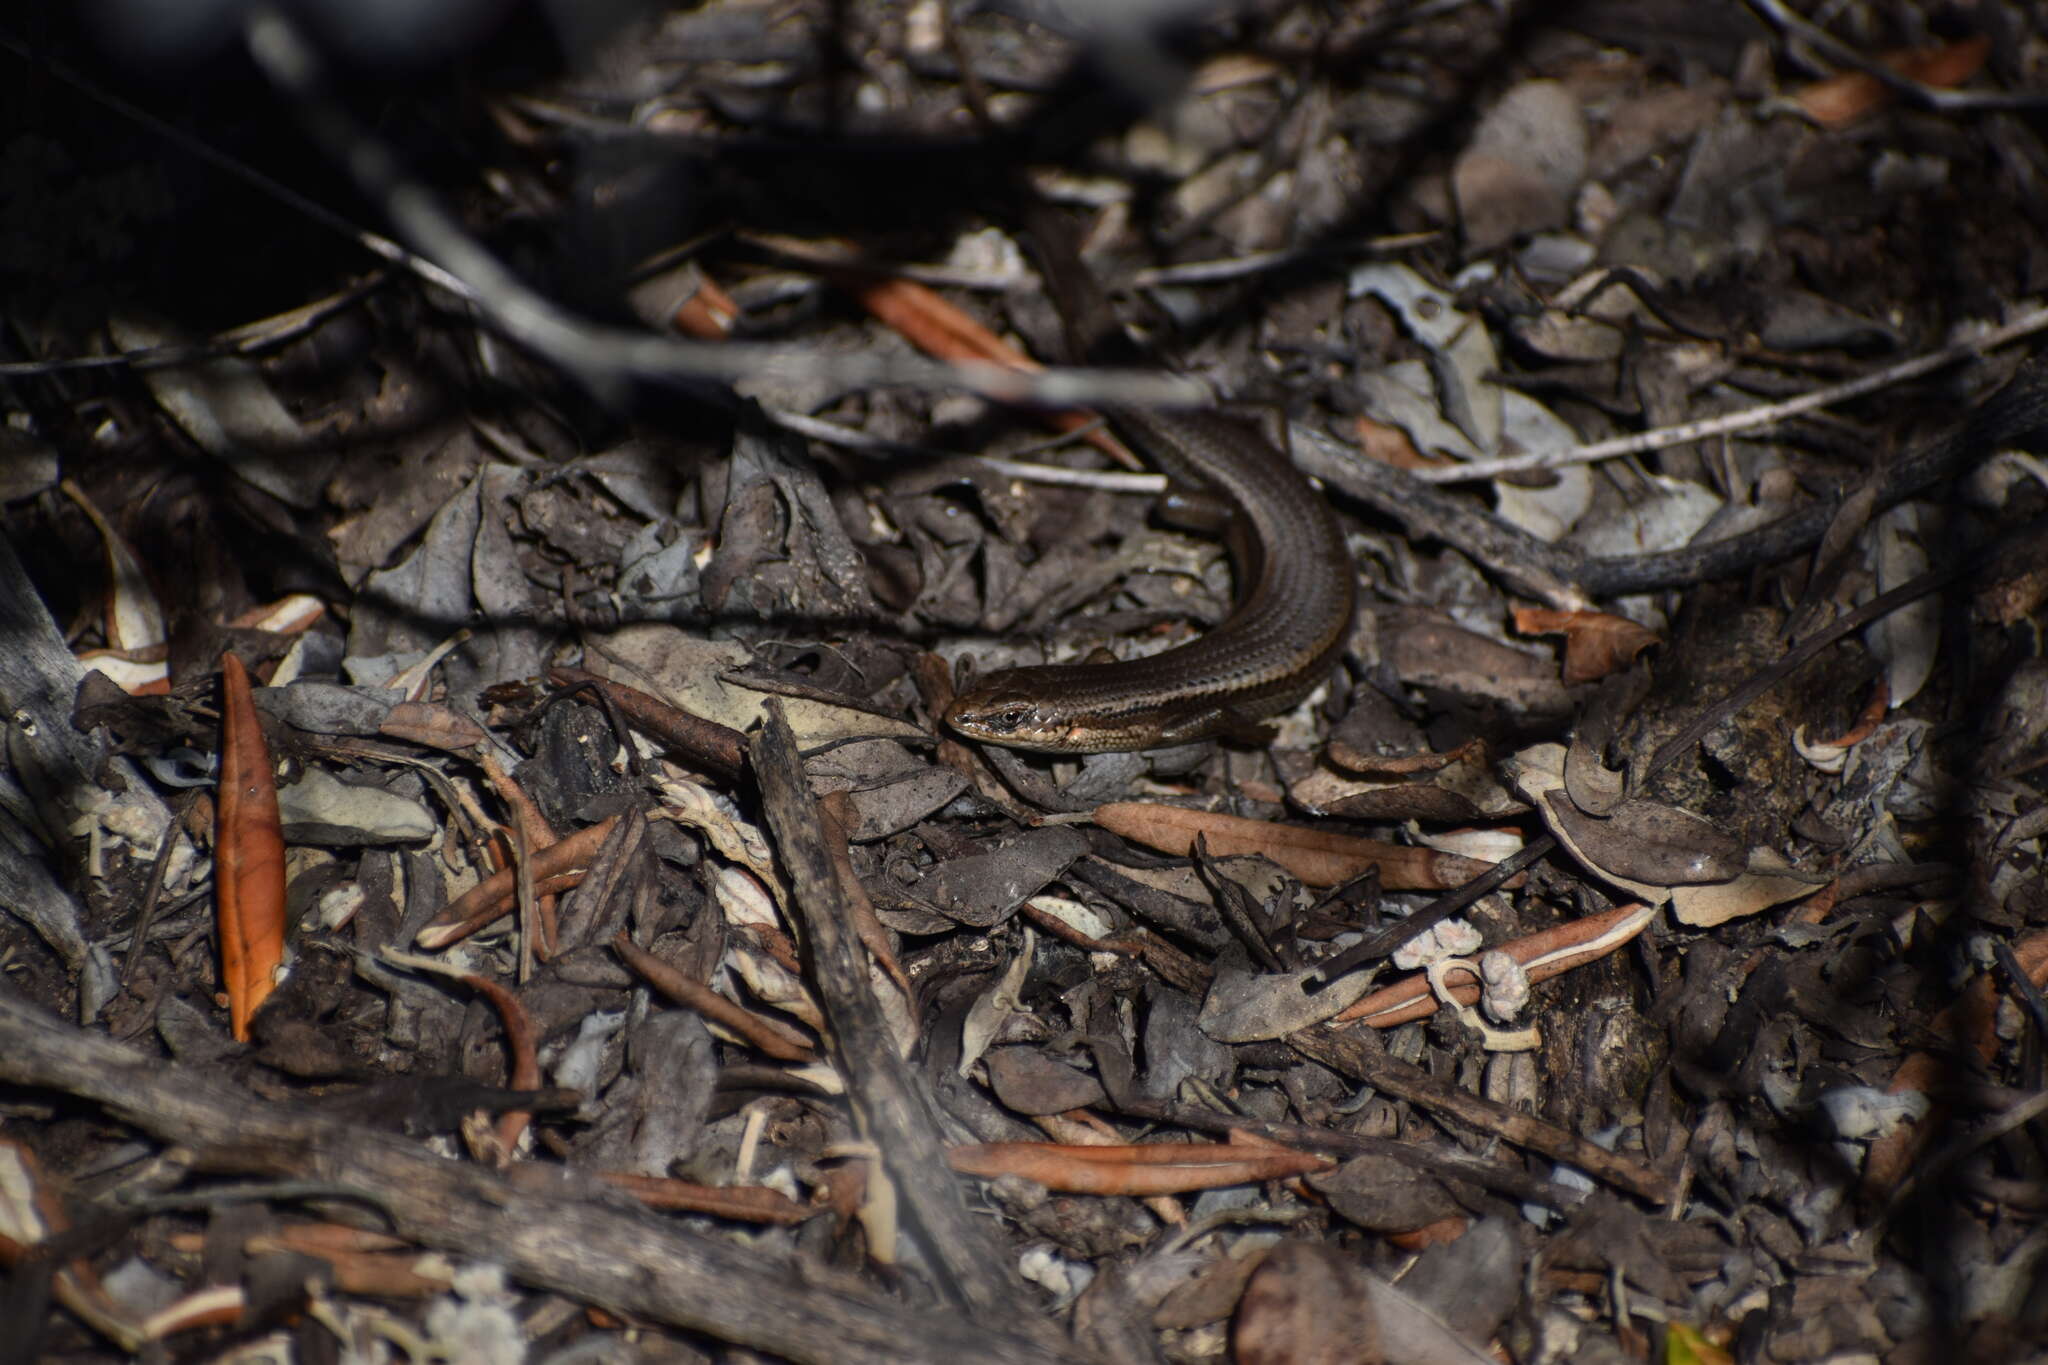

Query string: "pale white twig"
[[1417, 302, 2048, 484]]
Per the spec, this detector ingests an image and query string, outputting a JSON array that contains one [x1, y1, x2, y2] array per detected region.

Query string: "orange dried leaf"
[[77, 651, 170, 696], [1093, 801, 1489, 889], [461, 971, 541, 1154], [1385, 1216, 1468, 1251], [216, 651, 286, 1041], [847, 273, 1034, 370], [1352, 415, 1454, 471], [599, 1171, 813, 1224], [1793, 35, 1991, 129], [671, 274, 739, 340], [843, 270, 1129, 463], [1866, 926, 2048, 1193], [947, 1140, 1326, 1195], [380, 700, 490, 751], [1233, 1241, 1382, 1365], [225, 593, 326, 634], [1810, 679, 1890, 750], [1513, 606, 1660, 684], [1335, 901, 1653, 1027]]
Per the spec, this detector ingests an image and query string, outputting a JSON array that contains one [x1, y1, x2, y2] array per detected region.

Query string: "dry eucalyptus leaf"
[[111, 315, 335, 510], [1198, 961, 1379, 1043], [1095, 802, 1492, 890], [584, 626, 924, 744], [1863, 501, 1938, 708], [919, 827, 1088, 928], [1541, 791, 1745, 886], [982, 1046, 1106, 1116], [807, 740, 968, 840], [1291, 751, 1524, 824], [1668, 849, 1828, 928], [1310, 1153, 1468, 1234], [959, 928, 1034, 1076]]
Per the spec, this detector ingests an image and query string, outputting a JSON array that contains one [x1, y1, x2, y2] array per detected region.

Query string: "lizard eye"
[[988, 706, 1030, 734]]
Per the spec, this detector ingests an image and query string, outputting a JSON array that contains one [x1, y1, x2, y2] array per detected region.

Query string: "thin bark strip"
[[749, 702, 1056, 1348]]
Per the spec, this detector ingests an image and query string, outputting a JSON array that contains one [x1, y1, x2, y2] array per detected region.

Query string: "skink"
[[944, 407, 1356, 752]]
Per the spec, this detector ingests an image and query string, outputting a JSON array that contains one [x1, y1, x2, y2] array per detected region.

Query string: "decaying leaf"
[[1792, 36, 1991, 128], [959, 927, 1035, 1076], [1507, 743, 1823, 925], [1199, 960, 1381, 1042], [1232, 1241, 1384, 1365], [1514, 606, 1661, 684]]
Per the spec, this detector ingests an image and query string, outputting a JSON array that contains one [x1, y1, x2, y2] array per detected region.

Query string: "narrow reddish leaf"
[[1352, 414, 1455, 471], [612, 931, 815, 1063], [546, 666, 745, 783], [379, 700, 489, 751], [1335, 901, 1653, 1027], [413, 816, 619, 950], [456, 971, 541, 1155], [225, 593, 326, 634], [838, 269, 1129, 461], [947, 1140, 1326, 1196], [1793, 36, 1991, 128], [599, 1171, 813, 1224], [216, 651, 286, 1041], [1867, 926, 2048, 1194], [1094, 801, 1491, 889], [669, 272, 739, 340]]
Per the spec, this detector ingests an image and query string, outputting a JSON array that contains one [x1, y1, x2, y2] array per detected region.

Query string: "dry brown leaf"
[[1866, 926, 2048, 1194], [379, 700, 490, 752], [1231, 1241, 1385, 1365], [1383, 1216, 1468, 1252], [840, 269, 1129, 462], [1353, 414, 1455, 471], [215, 651, 286, 1042], [1094, 802, 1492, 889], [1512, 606, 1660, 684], [1793, 36, 1991, 129], [671, 272, 739, 340], [225, 593, 326, 634], [947, 1140, 1327, 1196]]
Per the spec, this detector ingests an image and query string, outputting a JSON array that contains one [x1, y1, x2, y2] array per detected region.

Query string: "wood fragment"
[[0, 994, 1076, 1365]]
